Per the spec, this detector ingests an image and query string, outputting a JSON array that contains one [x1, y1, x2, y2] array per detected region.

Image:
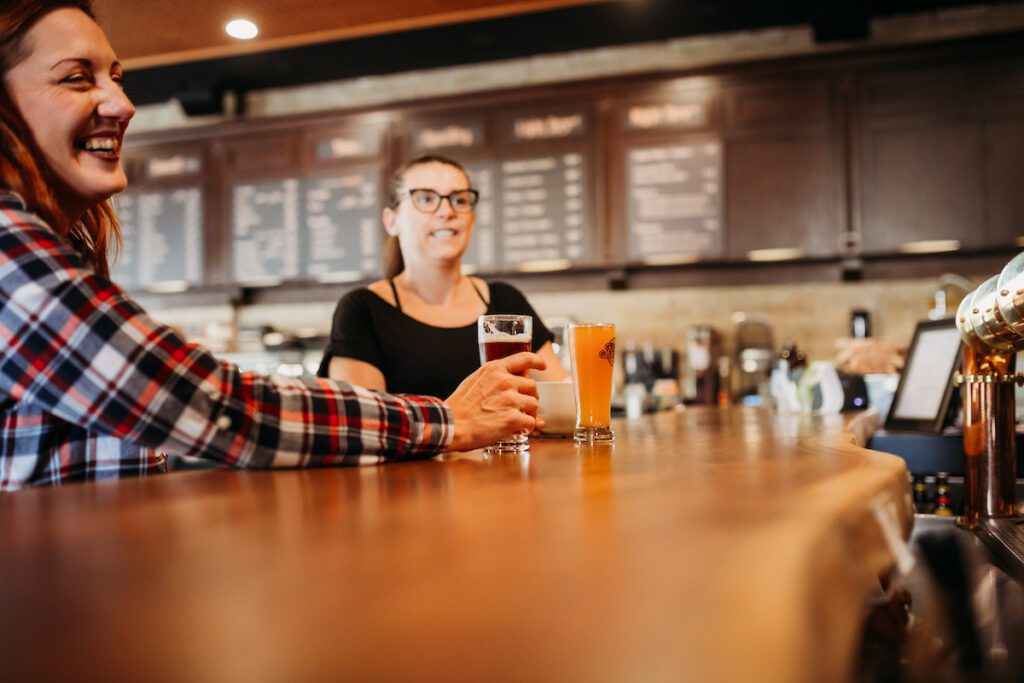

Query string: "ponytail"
[[382, 235, 405, 280]]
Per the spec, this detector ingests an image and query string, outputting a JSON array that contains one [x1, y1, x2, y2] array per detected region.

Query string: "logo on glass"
[[599, 339, 616, 367]]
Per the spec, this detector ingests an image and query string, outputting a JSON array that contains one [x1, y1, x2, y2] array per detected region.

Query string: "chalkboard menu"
[[112, 188, 203, 290], [232, 169, 383, 284], [499, 153, 588, 267], [232, 179, 302, 284], [626, 141, 723, 261], [408, 107, 593, 271], [461, 161, 498, 272], [303, 170, 381, 280]]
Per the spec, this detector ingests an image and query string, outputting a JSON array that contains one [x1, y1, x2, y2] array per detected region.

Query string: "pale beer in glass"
[[569, 323, 616, 443], [477, 314, 532, 452]]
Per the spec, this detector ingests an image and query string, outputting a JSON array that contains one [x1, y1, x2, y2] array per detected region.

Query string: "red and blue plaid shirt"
[[0, 190, 453, 491]]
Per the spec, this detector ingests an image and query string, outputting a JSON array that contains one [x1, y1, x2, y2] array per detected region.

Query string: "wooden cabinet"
[[859, 118, 984, 251], [722, 80, 845, 259], [984, 119, 1024, 247], [121, 37, 1024, 299], [725, 134, 843, 259], [981, 58, 1024, 248], [857, 59, 1024, 253]]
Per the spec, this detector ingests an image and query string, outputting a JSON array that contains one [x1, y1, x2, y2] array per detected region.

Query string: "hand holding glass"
[[477, 314, 533, 453]]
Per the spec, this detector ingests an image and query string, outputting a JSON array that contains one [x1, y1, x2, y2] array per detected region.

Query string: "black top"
[[317, 281, 554, 398]]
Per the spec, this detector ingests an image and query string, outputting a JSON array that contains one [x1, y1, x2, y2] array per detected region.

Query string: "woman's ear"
[[382, 207, 399, 236]]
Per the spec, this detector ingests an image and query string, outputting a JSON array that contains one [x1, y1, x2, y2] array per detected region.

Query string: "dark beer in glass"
[[477, 315, 533, 452], [480, 340, 532, 366]]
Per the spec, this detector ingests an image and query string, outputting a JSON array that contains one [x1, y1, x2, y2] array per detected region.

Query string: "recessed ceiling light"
[[225, 18, 258, 40]]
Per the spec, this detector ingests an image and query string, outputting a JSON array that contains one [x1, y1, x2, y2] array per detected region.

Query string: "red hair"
[[0, 0, 120, 277]]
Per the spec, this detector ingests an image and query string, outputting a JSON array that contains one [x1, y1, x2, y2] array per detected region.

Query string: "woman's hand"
[[446, 352, 547, 451]]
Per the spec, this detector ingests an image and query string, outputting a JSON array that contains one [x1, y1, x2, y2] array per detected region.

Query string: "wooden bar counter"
[[0, 406, 912, 683]]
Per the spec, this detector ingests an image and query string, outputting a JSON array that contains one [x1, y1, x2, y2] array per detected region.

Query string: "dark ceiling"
[[120, 0, 1022, 108]]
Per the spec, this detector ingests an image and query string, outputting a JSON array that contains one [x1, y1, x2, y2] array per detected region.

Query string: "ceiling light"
[[225, 19, 258, 40]]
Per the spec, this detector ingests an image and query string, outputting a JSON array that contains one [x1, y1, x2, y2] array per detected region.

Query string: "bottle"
[[933, 472, 954, 516], [850, 309, 872, 338], [912, 475, 928, 514], [624, 382, 647, 419], [769, 359, 800, 412], [716, 356, 732, 407], [923, 474, 937, 514], [779, 343, 807, 374]]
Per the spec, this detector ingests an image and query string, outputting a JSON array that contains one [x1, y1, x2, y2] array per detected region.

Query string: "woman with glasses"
[[319, 155, 568, 397]]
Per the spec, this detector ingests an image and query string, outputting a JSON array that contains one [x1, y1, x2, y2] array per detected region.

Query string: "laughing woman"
[[319, 155, 568, 398], [0, 1, 546, 490]]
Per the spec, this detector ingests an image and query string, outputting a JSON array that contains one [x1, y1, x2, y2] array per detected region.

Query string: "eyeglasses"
[[404, 188, 479, 214]]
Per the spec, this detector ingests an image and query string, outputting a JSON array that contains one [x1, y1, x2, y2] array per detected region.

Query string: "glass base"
[[574, 426, 614, 443], [485, 433, 530, 453]]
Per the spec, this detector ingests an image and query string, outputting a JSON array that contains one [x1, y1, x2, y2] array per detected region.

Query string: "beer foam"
[[485, 333, 531, 343]]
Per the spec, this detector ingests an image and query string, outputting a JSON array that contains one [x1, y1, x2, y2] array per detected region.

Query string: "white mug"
[[536, 381, 576, 436]]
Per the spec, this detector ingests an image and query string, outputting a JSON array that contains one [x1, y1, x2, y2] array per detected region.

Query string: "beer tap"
[[954, 254, 1024, 528]]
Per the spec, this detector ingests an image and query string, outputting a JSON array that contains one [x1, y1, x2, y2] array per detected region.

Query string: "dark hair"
[[382, 154, 471, 280], [0, 0, 121, 277]]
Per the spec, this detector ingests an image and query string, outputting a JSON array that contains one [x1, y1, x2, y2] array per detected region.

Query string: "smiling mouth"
[[77, 137, 120, 159], [431, 229, 458, 239]]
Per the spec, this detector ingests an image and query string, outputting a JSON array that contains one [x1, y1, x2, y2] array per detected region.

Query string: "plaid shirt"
[[0, 190, 452, 491]]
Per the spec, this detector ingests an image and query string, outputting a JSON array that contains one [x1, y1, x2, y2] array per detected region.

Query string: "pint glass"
[[569, 323, 616, 443], [478, 314, 532, 453]]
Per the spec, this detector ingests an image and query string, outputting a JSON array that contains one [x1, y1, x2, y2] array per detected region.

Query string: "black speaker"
[[175, 87, 223, 117], [812, 3, 870, 43]]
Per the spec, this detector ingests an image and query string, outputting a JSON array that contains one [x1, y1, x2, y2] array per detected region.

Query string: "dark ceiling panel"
[[105, 0, 1023, 107], [94, 0, 619, 66]]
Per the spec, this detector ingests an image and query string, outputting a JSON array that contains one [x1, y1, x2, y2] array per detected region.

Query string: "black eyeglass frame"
[[403, 188, 480, 214]]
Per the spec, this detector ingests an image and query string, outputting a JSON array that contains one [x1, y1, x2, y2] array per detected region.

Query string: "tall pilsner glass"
[[569, 323, 616, 443], [478, 314, 533, 453]]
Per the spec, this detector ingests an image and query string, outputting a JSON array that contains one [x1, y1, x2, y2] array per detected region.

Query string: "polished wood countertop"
[[0, 407, 912, 683]]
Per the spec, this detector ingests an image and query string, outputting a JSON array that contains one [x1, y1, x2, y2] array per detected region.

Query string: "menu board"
[[232, 179, 301, 283], [303, 170, 381, 279], [499, 153, 588, 267], [232, 169, 383, 284], [409, 109, 593, 271], [626, 141, 723, 261], [461, 161, 498, 272], [454, 154, 590, 271], [112, 188, 203, 290]]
